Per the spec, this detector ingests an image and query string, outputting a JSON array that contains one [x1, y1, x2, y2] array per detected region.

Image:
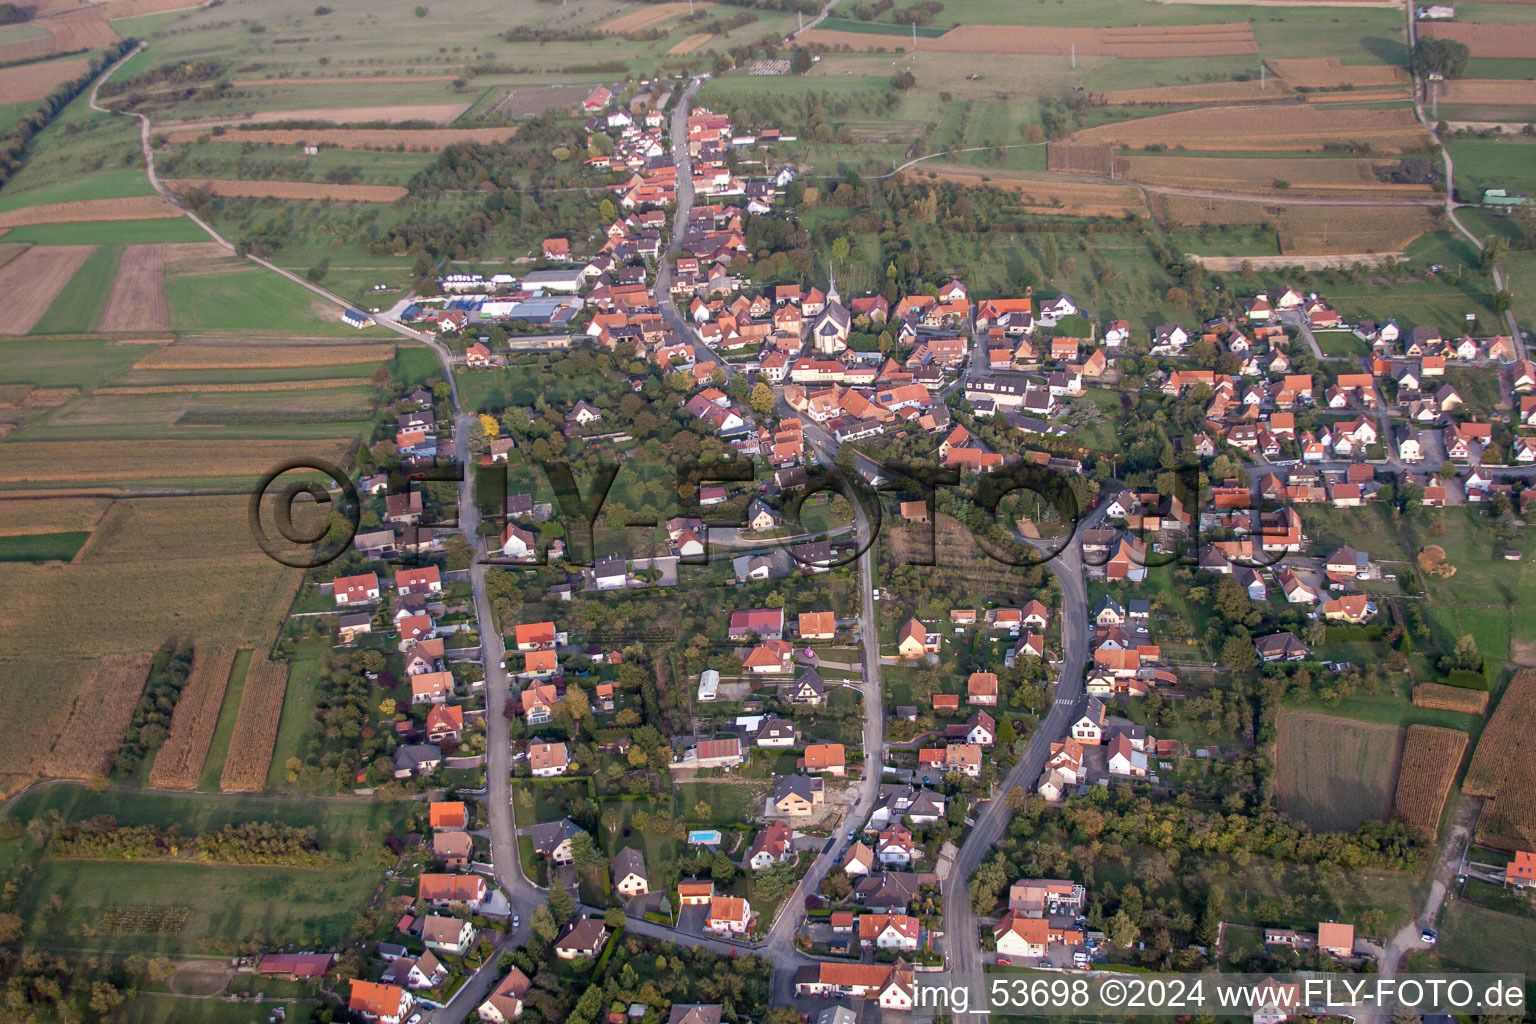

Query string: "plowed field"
[[163, 179, 407, 202], [1422, 22, 1536, 58], [1266, 58, 1408, 88], [0, 57, 90, 105], [1099, 79, 1290, 104], [1120, 154, 1431, 194], [98, 244, 169, 333], [604, 2, 710, 32], [0, 245, 94, 336], [1069, 105, 1430, 152]]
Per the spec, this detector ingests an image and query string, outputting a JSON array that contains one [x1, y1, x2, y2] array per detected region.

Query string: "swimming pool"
[[687, 829, 722, 845]]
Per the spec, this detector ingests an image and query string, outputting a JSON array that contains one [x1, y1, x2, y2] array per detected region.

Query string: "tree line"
[[50, 816, 329, 867]]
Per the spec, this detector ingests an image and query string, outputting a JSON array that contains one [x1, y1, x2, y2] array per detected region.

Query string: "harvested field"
[[40, 652, 154, 781], [0, 243, 27, 270], [1266, 58, 1408, 89], [0, 57, 90, 105], [1442, 79, 1536, 105], [1119, 154, 1431, 194], [603, 1, 709, 33], [229, 75, 462, 87], [1305, 88, 1413, 103], [1391, 725, 1468, 839], [1069, 105, 1431, 152], [1422, 22, 1536, 59], [0, 496, 112, 536], [1413, 682, 1490, 714], [163, 104, 472, 131], [95, 377, 373, 395], [96, 0, 213, 17], [801, 22, 1258, 56], [0, 438, 352, 483], [0, 196, 181, 229], [919, 164, 1147, 217], [1274, 710, 1404, 830], [490, 83, 597, 119], [0, 495, 305, 794], [1098, 79, 1291, 105], [218, 653, 288, 791], [21, 387, 78, 406], [1277, 205, 1437, 254], [134, 342, 396, 370], [160, 126, 517, 151], [162, 179, 407, 202], [669, 32, 714, 54], [1464, 671, 1536, 849], [1047, 143, 1116, 175], [0, 245, 94, 336], [98, 244, 168, 333], [0, 10, 118, 64], [1465, 669, 1536, 797], [148, 648, 236, 789], [1158, 0, 1395, 5]]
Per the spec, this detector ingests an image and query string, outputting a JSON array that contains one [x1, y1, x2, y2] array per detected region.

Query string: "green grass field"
[[0, 338, 148, 390], [29, 244, 123, 335], [166, 264, 380, 335], [0, 219, 212, 244], [199, 648, 252, 790], [0, 531, 90, 562], [1445, 137, 1536, 202], [1437, 900, 1536, 974], [267, 638, 325, 791], [0, 169, 157, 214]]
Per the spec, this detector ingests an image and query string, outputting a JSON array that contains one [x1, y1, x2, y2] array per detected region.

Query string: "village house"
[[554, 918, 609, 960], [611, 847, 649, 897]]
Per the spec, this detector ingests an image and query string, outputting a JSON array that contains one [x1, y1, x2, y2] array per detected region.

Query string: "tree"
[[1412, 37, 1469, 79], [604, 906, 626, 929], [1220, 635, 1259, 671], [599, 198, 616, 222], [548, 885, 576, 923], [479, 413, 500, 440], [750, 382, 776, 416], [1107, 909, 1139, 947], [792, 47, 814, 74], [378, 698, 397, 717], [1494, 289, 1513, 314], [530, 904, 558, 942], [1480, 237, 1507, 273]]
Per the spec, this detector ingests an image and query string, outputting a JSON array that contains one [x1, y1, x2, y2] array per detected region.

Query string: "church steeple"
[[826, 271, 840, 307]]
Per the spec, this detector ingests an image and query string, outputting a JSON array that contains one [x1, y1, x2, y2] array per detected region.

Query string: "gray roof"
[[670, 1006, 725, 1024], [394, 744, 441, 769], [611, 846, 647, 882], [529, 818, 583, 855], [555, 917, 608, 953], [774, 774, 823, 803]]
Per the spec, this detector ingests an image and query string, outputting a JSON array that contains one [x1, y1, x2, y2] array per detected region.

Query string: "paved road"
[[938, 503, 1103, 1021], [789, 0, 844, 38], [1404, 3, 1525, 362]]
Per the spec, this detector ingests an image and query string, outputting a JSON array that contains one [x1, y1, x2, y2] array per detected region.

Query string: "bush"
[[1444, 669, 1489, 691]]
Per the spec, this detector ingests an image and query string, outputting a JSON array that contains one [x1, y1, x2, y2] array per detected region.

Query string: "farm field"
[[134, 340, 396, 370], [1097, 79, 1292, 104], [919, 164, 1150, 217], [165, 260, 384, 335], [1119, 153, 1430, 194], [0, 246, 96, 336], [0, 495, 113, 536], [198, 649, 251, 790], [0, 438, 352, 484], [1265, 57, 1408, 88], [1422, 21, 1536, 57], [0, 219, 214, 245], [148, 648, 237, 789], [98, 243, 170, 332], [1412, 682, 1489, 714], [30, 244, 122, 335], [162, 179, 409, 202], [219, 653, 288, 792], [161, 103, 473, 131], [1069, 104, 1431, 151], [39, 652, 155, 781], [1390, 725, 1468, 839], [159, 126, 520, 150], [1152, 195, 1440, 255], [1274, 710, 1404, 830], [1436, 901, 1536, 975], [0, 530, 90, 562], [0, 196, 180, 229], [0, 494, 308, 797], [802, 22, 1260, 56], [0, 57, 92, 105], [1443, 138, 1536, 199], [1463, 670, 1536, 849], [603, 1, 708, 33]]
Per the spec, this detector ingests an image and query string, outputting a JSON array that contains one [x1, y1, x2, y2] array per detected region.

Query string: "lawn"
[[672, 780, 770, 827], [117, 993, 317, 1024], [1436, 900, 1536, 974], [0, 531, 90, 562], [166, 263, 381, 335], [199, 647, 252, 790], [29, 244, 123, 335], [268, 639, 325, 791], [1312, 328, 1369, 358]]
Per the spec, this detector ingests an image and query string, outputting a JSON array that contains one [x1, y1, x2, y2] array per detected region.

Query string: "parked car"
[[1420, 928, 1437, 944], [996, 956, 1010, 966]]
